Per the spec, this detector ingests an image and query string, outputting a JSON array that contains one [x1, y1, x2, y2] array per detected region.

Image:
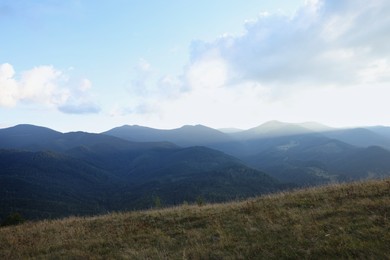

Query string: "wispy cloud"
[[114, 58, 184, 117], [127, 58, 184, 98], [0, 63, 18, 107]]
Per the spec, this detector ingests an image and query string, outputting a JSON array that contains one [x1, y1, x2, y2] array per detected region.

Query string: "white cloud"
[[358, 59, 390, 83], [185, 49, 229, 91], [117, 58, 186, 116], [18, 65, 68, 105], [114, 0, 390, 128], [185, 0, 390, 90], [79, 78, 92, 91], [0, 63, 99, 114], [158, 75, 183, 98], [0, 63, 18, 107]]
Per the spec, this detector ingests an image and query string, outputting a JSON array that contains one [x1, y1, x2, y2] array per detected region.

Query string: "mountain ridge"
[[0, 124, 285, 220], [2, 121, 390, 215]]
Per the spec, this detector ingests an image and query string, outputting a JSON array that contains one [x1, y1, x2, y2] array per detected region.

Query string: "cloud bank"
[[188, 0, 390, 90], [119, 0, 390, 128], [0, 63, 99, 114]]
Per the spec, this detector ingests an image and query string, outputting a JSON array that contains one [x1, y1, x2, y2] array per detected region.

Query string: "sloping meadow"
[[1, 178, 389, 259]]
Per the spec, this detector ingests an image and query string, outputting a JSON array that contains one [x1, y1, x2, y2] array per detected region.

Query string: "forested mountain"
[[366, 126, 390, 140], [103, 124, 233, 146], [104, 121, 390, 185], [103, 124, 245, 157], [0, 124, 176, 152], [0, 149, 119, 220], [2, 122, 390, 221], [322, 128, 390, 149], [230, 120, 313, 140], [244, 135, 390, 185], [0, 125, 283, 220], [0, 124, 63, 151]]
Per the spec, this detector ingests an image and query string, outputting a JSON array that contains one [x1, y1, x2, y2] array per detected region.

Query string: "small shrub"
[[154, 196, 162, 208], [196, 196, 204, 207], [1, 213, 25, 227]]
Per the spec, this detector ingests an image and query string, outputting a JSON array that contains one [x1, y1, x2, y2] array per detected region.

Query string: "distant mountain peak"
[[180, 124, 208, 129], [121, 124, 148, 129], [232, 120, 313, 140], [249, 120, 306, 133], [103, 123, 232, 146], [9, 124, 62, 133], [259, 120, 287, 126], [250, 120, 294, 131]]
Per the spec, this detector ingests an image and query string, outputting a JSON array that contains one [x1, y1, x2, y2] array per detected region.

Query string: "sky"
[[1, 0, 390, 133]]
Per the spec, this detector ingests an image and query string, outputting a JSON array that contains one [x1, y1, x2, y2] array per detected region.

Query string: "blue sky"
[[1, 0, 390, 132]]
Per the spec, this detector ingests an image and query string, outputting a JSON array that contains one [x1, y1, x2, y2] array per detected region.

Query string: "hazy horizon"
[[1, 119, 389, 134], [1, 0, 390, 132]]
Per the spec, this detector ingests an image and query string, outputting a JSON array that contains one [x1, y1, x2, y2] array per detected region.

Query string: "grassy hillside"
[[1, 179, 389, 259]]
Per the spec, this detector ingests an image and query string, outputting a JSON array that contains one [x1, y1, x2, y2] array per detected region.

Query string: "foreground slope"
[[1, 179, 389, 259]]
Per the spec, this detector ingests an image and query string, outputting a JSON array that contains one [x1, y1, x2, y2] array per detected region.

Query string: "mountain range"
[[1, 121, 390, 220], [105, 121, 390, 185], [0, 124, 282, 220]]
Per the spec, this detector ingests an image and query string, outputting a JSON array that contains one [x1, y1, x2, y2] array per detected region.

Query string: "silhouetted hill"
[[367, 126, 390, 139], [0, 149, 119, 220], [244, 133, 390, 185], [231, 120, 313, 140], [0, 124, 284, 220], [333, 146, 390, 179], [2, 122, 390, 220], [227, 121, 390, 150], [104, 124, 234, 146], [322, 128, 390, 149], [65, 144, 283, 210], [104, 121, 390, 156], [0, 124, 177, 152], [103, 122, 390, 186], [243, 134, 352, 185], [104, 124, 246, 158], [119, 146, 281, 207], [0, 124, 62, 150]]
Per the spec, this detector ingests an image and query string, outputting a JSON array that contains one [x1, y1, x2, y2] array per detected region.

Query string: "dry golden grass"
[[1, 179, 389, 259]]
